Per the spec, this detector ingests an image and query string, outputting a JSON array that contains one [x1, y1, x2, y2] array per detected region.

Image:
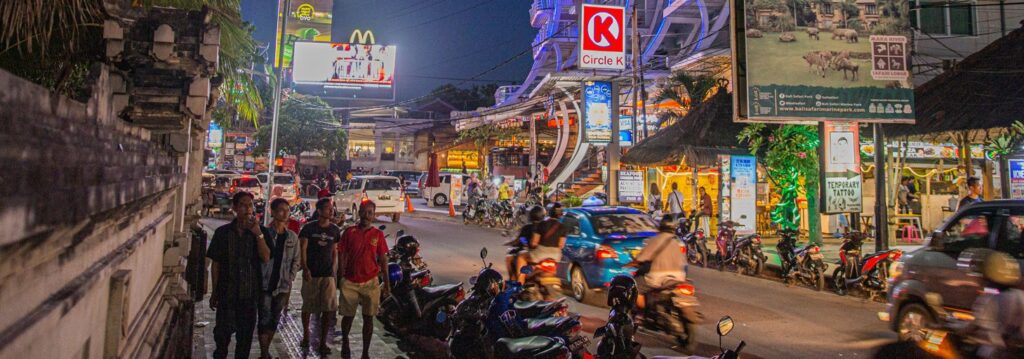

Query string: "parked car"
[[883, 200, 1024, 342], [419, 173, 469, 207], [385, 170, 424, 197], [255, 172, 302, 204], [335, 175, 406, 222], [554, 207, 680, 302]]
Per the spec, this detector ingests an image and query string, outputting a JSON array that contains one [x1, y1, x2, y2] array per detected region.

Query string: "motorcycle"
[[464, 196, 488, 225], [593, 280, 642, 359], [378, 262, 464, 339], [495, 336, 574, 359], [677, 213, 708, 268], [714, 221, 766, 276], [520, 259, 562, 302], [831, 231, 903, 299], [776, 229, 827, 291], [632, 276, 702, 351]]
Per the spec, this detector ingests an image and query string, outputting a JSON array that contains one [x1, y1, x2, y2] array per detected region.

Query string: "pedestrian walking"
[[257, 198, 301, 359], [647, 182, 662, 216], [337, 200, 391, 359], [207, 192, 272, 359], [665, 182, 684, 219], [299, 198, 342, 355], [698, 187, 713, 236], [958, 176, 984, 211]]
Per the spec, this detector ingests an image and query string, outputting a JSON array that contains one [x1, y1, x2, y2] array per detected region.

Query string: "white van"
[[335, 175, 405, 222], [419, 173, 468, 207]]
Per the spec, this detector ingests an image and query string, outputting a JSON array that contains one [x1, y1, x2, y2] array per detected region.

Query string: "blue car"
[[555, 206, 680, 302]]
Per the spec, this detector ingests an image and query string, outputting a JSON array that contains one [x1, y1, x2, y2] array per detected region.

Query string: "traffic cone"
[[405, 195, 415, 213], [448, 198, 456, 217]]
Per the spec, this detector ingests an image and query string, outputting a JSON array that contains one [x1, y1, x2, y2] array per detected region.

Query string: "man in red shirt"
[[336, 200, 390, 359]]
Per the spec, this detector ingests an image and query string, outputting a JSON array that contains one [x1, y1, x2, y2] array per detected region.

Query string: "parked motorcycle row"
[[676, 213, 902, 297], [463, 195, 542, 231]]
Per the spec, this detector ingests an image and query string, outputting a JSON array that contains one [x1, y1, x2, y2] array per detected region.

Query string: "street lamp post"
[[264, 0, 290, 225]]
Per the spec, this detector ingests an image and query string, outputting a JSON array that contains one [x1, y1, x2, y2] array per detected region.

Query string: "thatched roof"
[[622, 90, 749, 166], [886, 24, 1024, 138]]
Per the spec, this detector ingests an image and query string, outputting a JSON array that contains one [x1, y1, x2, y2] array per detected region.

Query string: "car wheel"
[[433, 194, 447, 207], [570, 266, 590, 302], [897, 303, 934, 342]]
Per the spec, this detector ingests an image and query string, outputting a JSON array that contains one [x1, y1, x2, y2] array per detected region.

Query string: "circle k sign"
[[579, 4, 626, 70]]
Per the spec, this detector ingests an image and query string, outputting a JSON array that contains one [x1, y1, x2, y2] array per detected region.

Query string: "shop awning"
[[450, 96, 549, 131], [885, 24, 1024, 139], [622, 90, 749, 167]]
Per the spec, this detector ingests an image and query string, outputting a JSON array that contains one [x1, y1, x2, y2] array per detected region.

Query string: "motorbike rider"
[[958, 249, 1024, 359], [505, 206, 546, 281], [627, 214, 687, 309], [521, 202, 568, 283]]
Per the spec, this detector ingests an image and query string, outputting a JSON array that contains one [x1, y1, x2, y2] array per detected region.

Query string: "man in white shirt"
[[665, 183, 684, 219]]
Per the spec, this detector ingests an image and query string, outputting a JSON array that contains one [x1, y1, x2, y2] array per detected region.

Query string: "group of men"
[[207, 192, 388, 359]]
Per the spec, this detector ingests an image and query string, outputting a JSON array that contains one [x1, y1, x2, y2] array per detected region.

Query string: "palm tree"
[[0, 0, 262, 123], [654, 72, 719, 128]]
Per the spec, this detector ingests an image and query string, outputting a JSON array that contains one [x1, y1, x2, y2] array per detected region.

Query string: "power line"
[[394, 0, 501, 32]]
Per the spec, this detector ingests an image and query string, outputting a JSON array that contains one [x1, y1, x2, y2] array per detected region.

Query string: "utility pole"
[[873, 124, 889, 251], [608, 82, 621, 207], [630, 3, 640, 144], [264, 0, 290, 225]]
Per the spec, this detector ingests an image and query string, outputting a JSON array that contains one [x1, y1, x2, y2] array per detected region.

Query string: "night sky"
[[241, 0, 538, 102]]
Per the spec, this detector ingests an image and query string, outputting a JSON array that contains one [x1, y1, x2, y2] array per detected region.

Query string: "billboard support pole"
[[264, 0, 290, 225], [873, 123, 889, 251], [630, 3, 640, 143], [608, 82, 621, 207]]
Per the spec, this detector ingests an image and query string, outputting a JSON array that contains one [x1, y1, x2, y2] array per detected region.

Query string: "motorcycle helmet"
[[387, 263, 403, 287], [472, 267, 504, 295], [395, 235, 420, 259], [546, 202, 564, 218], [606, 275, 638, 308], [528, 205, 546, 223], [659, 214, 678, 232]]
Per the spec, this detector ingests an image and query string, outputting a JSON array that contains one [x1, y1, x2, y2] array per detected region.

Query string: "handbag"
[[635, 235, 675, 276]]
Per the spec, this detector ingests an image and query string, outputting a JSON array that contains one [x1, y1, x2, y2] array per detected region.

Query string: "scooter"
[[594, 282, 642, 359], [621, 268, 703, 351], [715, 221, 765, 276], [832, 231, 903, 299], [776, 229, 827, 291], [677, 213, 708, 268], [520, 260, 562, 302], [378, 263, 464, 339]]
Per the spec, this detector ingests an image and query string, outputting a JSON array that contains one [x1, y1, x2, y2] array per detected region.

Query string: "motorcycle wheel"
[[751, 255, 765, 276], [380, 304, 403, 335], [832, 267, 848, 296], [673, 307, 698, 353], [596, 338, 615, 359], [814, 267, 826, 291]]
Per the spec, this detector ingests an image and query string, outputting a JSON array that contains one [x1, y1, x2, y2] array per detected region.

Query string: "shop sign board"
[[275, 0, 334, 68], [292, 41, 397, 100], [450, 175, 463, 206], [821, 122, 862, 213], [617, 170, 644, 204], [731, 0, 914, 123], [1010, 159, 1024, 199], [583, 81, 614, 143], [731, 155, 758, 235], [579, 4, 626, 70]]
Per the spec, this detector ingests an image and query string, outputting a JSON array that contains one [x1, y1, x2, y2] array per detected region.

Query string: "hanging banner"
[[732, 0, 914, 123], [731, 155, 758, 235], [821, 122, 863, 213], [617, 170, 644, 204], [583, 81, 614, 143], [718, 155, 732, 225], [275, 0, 334, 68], [579, 3, 626, 70], [1010, 159, 1024, 199]]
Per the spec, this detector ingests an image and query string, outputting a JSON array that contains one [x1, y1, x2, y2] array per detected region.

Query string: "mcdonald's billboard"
[[275, 0, 333, 68], [291, 41, 397, 100]]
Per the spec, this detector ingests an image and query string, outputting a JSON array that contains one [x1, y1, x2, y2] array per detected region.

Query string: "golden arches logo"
[[349, 29, 375, 44]]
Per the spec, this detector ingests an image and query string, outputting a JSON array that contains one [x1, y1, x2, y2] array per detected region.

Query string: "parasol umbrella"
[[427, 152, 441, 187]]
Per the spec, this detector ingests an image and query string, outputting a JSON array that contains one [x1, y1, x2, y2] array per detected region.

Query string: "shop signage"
[[821, 122, 862, 213], [718, 155, 732, 226], [619, 116, 634, 147], [617, 170, 644, 204], [446, 150, 479, 169], [292, 41, 397, 100], [860, 141, 986, 160], [732, 0, 914, 123], [450, 175, 463, 207], [579, 4, 626, 70], [731, 155, 758, 235], [1010, 159, 1024, 199], [275, 0, 334, 68], [207, 122, 223, 148], [583, 81, 614, 143]]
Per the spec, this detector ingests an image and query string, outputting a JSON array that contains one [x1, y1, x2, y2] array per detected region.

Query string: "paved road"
[[386, 215, 896, 359]]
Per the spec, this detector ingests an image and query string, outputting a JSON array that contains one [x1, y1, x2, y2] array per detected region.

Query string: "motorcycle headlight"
[[889, 261, 904, 280]]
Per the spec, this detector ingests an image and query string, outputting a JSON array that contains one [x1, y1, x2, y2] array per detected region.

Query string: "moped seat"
[[418, 283, 462, 299], [496, 336, 566, 357]]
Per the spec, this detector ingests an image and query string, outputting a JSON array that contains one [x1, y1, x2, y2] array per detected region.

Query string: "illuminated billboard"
[[292, 41, 396, 100], [275, 0, 333, 68]]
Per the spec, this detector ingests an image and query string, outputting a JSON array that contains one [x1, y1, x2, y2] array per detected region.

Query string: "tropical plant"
[[738, 124, 822, 242], [987, 121, 1024, 157], [253, 94, 346, 170], [655, 72, 720, 127], [562, 194, 583, 208]]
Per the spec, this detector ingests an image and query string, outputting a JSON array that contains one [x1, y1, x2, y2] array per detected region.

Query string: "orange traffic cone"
[[448, 198, 456, 217], [405, 195, 415, 213]]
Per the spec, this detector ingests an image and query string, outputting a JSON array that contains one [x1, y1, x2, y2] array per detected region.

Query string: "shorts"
[[528, 245, 562, 263], [257, 292, 289, 334], [301, 277, 338, 313], [338, 278, 381, 317]]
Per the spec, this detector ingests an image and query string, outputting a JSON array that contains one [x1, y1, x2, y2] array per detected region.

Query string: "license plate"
[[379, 195, 391, 200]]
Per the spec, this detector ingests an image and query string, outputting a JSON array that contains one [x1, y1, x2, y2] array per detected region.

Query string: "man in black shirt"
[[959, 176, 984, 211], [506, 206, 546, 281], [207, 192, 272, 359], [299, 198, 342, 355]]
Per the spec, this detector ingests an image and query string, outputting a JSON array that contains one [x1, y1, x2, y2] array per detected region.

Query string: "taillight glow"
[[570, 322, 582, 335], [539, 259, 558, 272], [810, 246, 820, 254], [679, 245, 687, 255], [676, 283, 695, 296], [596, 245, 618, 260], [892, 250, 903, 261], [454, 287, 465, 302], [752, 235, 762, 244]]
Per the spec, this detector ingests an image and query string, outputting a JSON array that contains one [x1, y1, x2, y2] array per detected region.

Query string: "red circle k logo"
[[582, 5, 624, 52]]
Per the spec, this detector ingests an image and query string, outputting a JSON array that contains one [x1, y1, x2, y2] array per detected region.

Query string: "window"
[[592, 214, 658, 235], [912, 0, 975, 36], [822, 3, 833, 15], [233, 178, 260, 187], [937, 212, 991, 256], [350, 140, 377, 159], [562, 215, 582, 236], [273, 175, 295, 185], [365, 179, 401, 191], [999, 215, 1024, 259], [866, 4, 878, 15]]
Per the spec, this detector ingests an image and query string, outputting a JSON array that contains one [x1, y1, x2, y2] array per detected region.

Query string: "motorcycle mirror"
[[717, 316, 735, 337], [480, 248, 488, 260], [469, 276, 478, 286]]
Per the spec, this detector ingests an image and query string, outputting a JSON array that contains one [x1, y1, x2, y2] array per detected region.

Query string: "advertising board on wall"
[[275, 0, 333, 68], [617, 170, 644, 204], [821, 122, 862, 213], [292, 41, 397, 100], [732, 0, 914, 123], [1010, 159, 1024, 199], [731, 155, 758, 234], [583, 81, 614, 143], [579, 4, 626, 70]]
